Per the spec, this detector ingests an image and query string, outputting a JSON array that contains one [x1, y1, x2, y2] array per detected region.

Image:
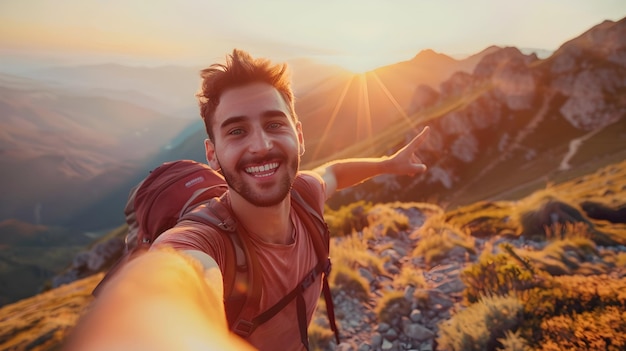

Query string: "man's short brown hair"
[[195, 49, 297, 141]]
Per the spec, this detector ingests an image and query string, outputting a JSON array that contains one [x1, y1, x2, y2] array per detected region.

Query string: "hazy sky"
[[1, 0, 625, 72]]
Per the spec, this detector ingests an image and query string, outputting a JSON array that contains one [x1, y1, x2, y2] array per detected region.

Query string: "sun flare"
[[320, 54, 409, 74]]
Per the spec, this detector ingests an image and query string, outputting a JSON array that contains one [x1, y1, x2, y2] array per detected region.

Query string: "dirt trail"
[[559, 126, 605, 171]]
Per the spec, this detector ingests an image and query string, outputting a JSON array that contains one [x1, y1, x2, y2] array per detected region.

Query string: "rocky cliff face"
[[329, 17, 626, 209], [550, 20, 626, 131]]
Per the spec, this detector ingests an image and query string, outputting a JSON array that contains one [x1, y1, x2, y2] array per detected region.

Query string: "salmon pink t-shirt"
[[153, 171, 326, 351]]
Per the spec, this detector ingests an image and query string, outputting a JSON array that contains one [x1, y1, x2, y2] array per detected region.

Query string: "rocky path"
[[558, 125, 605, 171], [315, 206, 472, 351]]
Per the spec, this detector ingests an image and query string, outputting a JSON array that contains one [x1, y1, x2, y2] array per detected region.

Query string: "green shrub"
[[461, 251, 537, 304], [536, 306, 626, 351], [437, 295, 524, 351], [518, 274, 626, 348], [521, 274, 626, 320]]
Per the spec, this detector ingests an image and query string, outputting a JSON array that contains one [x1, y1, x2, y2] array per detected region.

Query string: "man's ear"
[[204, 139, 220, 170], [296, 121, 305, 156]]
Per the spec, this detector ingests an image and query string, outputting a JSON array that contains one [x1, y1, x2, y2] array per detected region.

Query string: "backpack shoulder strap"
[[290, 188, 340, 345], [290, 189, 329, 253], [183, 188, 340, 345]]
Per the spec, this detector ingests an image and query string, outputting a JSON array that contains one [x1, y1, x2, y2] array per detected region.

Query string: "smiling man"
[[66, 49, 429, 351]]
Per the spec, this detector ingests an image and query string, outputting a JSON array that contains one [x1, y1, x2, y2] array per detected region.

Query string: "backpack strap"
[[230, 257, 329, 342], [184, 188, 340, 346], [291, 190, 340, 346], [230, 189, 340, 348]]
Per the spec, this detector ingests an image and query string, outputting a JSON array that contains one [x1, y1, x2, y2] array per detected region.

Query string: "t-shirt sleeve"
[[293, 171, 326, 213], [151, 221, 228, 275]]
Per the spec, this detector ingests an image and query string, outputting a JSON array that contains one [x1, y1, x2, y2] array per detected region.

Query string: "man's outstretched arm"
[[64, 248, 255, 351], [314, 126, 430, 199]]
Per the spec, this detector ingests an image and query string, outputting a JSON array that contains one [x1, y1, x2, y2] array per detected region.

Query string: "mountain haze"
[[0, 73, 195, 225]]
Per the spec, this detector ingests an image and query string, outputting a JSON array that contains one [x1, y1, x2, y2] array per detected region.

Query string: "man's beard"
[[219, 154, 299, 207]]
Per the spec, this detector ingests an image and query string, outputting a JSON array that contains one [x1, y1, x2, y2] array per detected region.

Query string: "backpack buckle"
[[323, 258, 331, 276], [218, 217, 237, 232], [300, 269, 317, 290], [232, 319, 255, 338]]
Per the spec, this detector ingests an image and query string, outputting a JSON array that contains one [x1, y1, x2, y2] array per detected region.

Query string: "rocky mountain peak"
[[411, 49, 454, 63], [549, 17, 626, 130], [473, 46, 537, 79]]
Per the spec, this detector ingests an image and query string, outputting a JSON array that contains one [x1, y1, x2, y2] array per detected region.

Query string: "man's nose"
[[248, 129, 272, 154]]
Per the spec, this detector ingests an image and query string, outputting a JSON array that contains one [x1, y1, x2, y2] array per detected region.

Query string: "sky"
[[1, 0, 625, 73]]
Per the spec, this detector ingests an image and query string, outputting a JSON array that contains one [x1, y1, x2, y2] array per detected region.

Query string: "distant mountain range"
[[0, 16, 624, 306], [0, 38, 500, 231]]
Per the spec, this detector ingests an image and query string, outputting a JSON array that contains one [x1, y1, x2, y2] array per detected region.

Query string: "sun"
[[310, 68, 413, 162], [320, 53, 407, 74]]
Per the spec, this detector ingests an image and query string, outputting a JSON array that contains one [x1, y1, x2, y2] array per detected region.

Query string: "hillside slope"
[[0, 157, 624, 350]]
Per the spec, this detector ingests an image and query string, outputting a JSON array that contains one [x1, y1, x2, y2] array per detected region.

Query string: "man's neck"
[[228, 191, 293, 245]]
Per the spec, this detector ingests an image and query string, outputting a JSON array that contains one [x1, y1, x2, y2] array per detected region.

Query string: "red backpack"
[[93, 160, 339, 348]]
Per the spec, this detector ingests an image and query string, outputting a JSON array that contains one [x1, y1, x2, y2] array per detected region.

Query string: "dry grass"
[[308, 321, 336, 351], [0, 273, 102, 351], [330, 230, 387, 275], [437, 294, 524, 351], [412, 213, 475, 266], [366, 203, 410, 236], [374, 290, 410, 325], [394, 265, 426, 289]]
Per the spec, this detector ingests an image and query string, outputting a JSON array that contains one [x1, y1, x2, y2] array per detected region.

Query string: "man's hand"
[[315, 126, 431, 198], [385, 126, 430, 176], [64, 249, 256, 351]]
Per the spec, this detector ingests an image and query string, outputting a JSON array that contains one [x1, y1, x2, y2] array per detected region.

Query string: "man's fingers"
[[402, 126, 429, 155], [407, 126, 430, 150], [415, 126, 430, 142]]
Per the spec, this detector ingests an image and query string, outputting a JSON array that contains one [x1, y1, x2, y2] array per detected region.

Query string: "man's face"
[[205, 82, 304, 207]]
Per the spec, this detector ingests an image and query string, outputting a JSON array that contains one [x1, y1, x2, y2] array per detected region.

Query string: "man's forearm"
[[321, 157, 391, 191], [316, 127, 429, 197]]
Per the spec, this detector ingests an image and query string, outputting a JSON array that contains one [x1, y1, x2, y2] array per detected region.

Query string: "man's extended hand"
[[64, 249, 256, 351], [386, 126, 430, 176], [316, 126, 431, 198]]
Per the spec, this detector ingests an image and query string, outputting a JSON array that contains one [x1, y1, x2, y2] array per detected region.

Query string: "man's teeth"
[[245, 162, 279, 175]]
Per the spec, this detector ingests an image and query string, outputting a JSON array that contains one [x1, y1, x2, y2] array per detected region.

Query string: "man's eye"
[[268, 122, 282, 129], [229, 128, 244, 136]]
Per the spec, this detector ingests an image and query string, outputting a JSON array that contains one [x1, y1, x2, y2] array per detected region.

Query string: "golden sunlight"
[[309, 69, 414, 164], [321, 54, 409, 74]]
